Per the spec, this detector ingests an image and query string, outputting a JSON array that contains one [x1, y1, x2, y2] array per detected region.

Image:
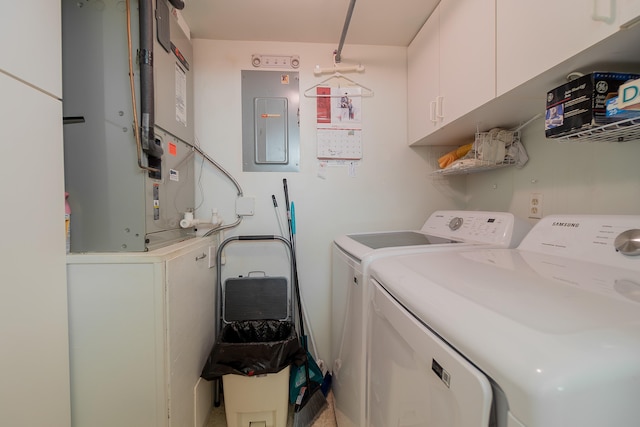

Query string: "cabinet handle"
[[195, 253, 207, 261], [430, 100, 437, 123], [436, 96, 444, 120], [592, 0, 616, 24]]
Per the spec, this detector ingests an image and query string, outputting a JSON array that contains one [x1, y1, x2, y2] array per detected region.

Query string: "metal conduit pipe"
[[335, 0, 357, 63]]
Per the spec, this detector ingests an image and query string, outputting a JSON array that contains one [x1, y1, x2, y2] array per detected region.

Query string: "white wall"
[[192, 40, 462, 362], [465, 116, 640, 218]]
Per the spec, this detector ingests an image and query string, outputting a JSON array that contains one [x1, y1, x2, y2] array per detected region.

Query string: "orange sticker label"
[[168, 142, 177, 156]]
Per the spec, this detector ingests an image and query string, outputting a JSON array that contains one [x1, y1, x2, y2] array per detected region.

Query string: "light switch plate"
[[236, 197, 255, 216]]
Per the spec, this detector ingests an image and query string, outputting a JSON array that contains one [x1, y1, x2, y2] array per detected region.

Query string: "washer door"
[[368, 281, 493, 427]]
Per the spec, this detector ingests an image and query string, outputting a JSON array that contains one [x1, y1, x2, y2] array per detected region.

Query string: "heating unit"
[[62, 0, 195, 252]]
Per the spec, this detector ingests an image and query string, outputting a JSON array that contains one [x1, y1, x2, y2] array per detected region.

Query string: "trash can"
[[222, 365, 291, 427], [201, 320, 305, 427]]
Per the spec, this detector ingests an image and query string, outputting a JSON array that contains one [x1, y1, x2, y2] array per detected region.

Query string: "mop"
[[272, 194, 326, 393], [282, 179, 328, 427]]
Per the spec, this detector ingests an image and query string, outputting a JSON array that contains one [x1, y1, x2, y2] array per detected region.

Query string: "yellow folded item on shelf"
[[438, 143, 473, 169], [438, 152, 456, 169], [456, 143, 473, 158]]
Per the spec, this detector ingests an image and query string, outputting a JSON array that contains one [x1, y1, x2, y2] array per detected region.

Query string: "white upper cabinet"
[[619, 0, 640, 26], [0, 1, 62, 97], [408, 7, 440, 144], [496, 0, 640, 96], [408, 0, 496, 145], [438, 0, 496, 125], [409, 0, 640, 146]]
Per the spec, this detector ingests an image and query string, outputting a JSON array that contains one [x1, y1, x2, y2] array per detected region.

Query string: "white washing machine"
[[367, 214, 640, 427], [331, 210, 531, 427]]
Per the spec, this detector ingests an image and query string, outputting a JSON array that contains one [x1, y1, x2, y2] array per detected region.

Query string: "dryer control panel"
[[518, 214, 640, 268]]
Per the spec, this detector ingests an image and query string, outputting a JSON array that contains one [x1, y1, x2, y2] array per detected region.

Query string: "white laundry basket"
[[222, 365, 290, 427]]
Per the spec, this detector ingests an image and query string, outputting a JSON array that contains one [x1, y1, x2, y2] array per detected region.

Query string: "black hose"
[[168, 0, 185, 10]]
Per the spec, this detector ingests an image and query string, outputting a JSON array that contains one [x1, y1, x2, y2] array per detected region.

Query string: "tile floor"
[[206, 390, 338, 427]]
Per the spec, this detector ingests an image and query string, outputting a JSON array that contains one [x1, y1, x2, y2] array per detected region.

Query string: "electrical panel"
[[242, 70, 300, 172], [62, 0, 195, 252]]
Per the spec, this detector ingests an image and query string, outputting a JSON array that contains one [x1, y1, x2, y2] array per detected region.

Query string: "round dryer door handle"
[[614, 229, 640, 256]]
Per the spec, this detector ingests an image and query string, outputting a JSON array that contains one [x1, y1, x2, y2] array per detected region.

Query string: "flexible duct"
[[126, 0, 159, 173], [139, 0, 163, 157]]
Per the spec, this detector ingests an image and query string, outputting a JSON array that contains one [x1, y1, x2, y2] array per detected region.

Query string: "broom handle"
[[284, 179, 306, 341], [283, 179, 315, 398]]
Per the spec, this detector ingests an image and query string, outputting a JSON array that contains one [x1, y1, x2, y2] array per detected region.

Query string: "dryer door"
[[368, 281, 493, 427]]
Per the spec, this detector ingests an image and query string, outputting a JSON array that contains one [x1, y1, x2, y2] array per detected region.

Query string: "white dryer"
[[367, 215, 640, 427], [331, 210, 531, 427]]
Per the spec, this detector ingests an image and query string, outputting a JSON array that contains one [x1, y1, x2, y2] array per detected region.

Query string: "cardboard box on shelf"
[[616, 77, 640, 110], [545, 72, 640, 138]]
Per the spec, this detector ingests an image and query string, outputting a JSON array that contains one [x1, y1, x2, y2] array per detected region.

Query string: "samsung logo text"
[[552, 222, 580, 228]]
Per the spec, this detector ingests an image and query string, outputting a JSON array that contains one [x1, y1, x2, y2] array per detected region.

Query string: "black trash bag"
[[201, 320, 306, 380]]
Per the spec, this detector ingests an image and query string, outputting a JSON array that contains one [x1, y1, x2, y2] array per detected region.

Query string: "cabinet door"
[[1, 73, 70, 427], [496, 0, 621, 96], [0, 0, 61, 97], [67, 262, 166, 427], [618, 0, 640, 26], [166, 241, 217, 427], [439, 0, 496, 125], [407, 6, 440, 144]]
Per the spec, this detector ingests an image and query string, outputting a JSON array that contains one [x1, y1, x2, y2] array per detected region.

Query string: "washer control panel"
[[449, 217, 463, 231], [421, 211, 526, 246]]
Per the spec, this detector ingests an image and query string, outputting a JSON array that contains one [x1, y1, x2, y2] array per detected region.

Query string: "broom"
[[283, 179, 328, 427]]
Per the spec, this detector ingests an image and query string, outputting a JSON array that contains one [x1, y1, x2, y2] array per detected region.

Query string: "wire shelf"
[[433, 159, 517, 175], [433, 129, 524, 176], [549, 116, 640, 143]]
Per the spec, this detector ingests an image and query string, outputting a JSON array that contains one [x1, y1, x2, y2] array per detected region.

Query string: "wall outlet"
[[529, 192, 543, 219]]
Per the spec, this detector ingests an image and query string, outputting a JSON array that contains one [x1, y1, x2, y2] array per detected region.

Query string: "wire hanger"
[[304, 72, 374, 98]]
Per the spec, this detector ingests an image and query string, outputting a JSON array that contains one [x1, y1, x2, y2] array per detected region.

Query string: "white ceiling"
[[180, 0, 439, 47]]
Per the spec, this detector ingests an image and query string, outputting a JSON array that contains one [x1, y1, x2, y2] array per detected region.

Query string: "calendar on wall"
[[316, 128, 362, 159], [315, 86, 363, 160]]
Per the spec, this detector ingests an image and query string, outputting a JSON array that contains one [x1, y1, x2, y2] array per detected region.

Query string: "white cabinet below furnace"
[[67, 236, 217, 427]]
